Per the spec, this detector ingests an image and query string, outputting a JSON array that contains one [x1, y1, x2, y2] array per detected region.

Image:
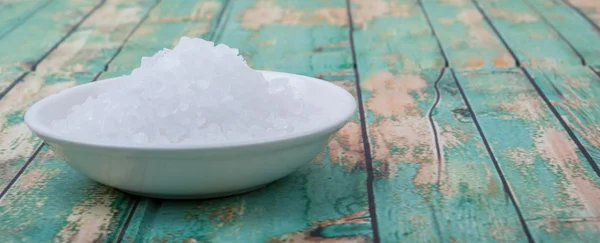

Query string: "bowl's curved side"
[[39, 128, 335, 198]]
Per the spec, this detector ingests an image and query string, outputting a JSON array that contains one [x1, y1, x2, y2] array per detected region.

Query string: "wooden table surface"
[[1, 0, 600, 242]]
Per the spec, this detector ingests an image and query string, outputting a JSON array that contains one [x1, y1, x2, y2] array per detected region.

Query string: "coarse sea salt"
[[51, 37, 326, 145]]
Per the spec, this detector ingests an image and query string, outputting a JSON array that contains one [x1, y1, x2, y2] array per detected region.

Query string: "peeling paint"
[[488, 9, 538, 23], [350, 0, 411, 28], [534, 127, 600, 218], [55, 188, 117, 242], [328, 122, 364, 171], [363, 71, 428, 117], [496, 93, 544, 119], [240, 0, 347, 29], [268, 210, 371, 242], [149, 1, 220, 23]]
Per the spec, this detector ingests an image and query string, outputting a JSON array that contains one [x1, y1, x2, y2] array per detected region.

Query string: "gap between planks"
[[345, 0, 381, 241], [0, 0, 107, 101], [469, 0, 600, 176]]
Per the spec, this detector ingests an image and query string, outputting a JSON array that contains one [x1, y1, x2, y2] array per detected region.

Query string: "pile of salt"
[[52, 37, 324, 145]]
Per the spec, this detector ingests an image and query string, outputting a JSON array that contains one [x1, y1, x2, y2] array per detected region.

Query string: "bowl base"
[[121, 184, 268, 200]]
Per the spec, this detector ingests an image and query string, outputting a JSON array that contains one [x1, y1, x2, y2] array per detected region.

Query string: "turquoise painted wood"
[[0, 147, 135, 242], [527, 66, 600, 163], [564, 0, 600, 27], [349, 0, 445, 71], [454, 68, 600, 242], [0, 0, 103, 94], [0, 0, 50, 38], [525, 0, 600, 65], [0, 0, 107, 191], [474, 0, 581, 67], [356, 66, 528, 241], [421, 0, 515, 69], [2, 0, 600, 242]]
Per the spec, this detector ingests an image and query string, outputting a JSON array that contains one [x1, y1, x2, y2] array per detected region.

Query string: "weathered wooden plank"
[[474, 0, 581, 67], [0, 69, 26, 97], [525, 0, 600, 65], [454, 68, 600, 242], [526, 66, 600, 164], [116, 0, 372, 242], [0, 147, 135, 242], [592, 66, 600, 75], [349, 0, 445, 71], [0, 0, 102, 94], [100, 0, 227, 78], [421, 0, 515, 69], [563, 0, 600, 29], [357, 67, 529, 242], [0, 0, 51, 38], [350, 1, 532, 241]]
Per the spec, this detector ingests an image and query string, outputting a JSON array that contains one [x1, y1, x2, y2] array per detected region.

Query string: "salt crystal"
[[51, 36, 327, 145]]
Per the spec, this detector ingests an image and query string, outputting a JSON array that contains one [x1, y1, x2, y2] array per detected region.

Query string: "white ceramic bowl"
[[24, 70, 357, 199]]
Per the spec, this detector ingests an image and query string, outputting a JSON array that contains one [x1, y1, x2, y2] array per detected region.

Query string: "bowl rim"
[[24, 70, 357, 151]]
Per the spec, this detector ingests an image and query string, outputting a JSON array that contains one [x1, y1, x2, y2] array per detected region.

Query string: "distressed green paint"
[[3, 110, 23, 127], [349, 0, 445, 71], [34, 0, 159, 73], [0, 147, 135, 242], [0, 68, 25, 94], [525, 0, 600, 65], [357, 67, 527, 241], [455, 68, 600, 242], [351, 1, 526, 241], [0, 0, 50, 37], [0, 0, 101, 94], [475, 0, 581, 67], [432, 70, 528, 241], [527, 66, 600, 162], [117, 0, 371, 242], [421, 0, 515, 69], [566, 0, 600, 26], [0, 0, 102, 73], [101, 0, 227, 79]]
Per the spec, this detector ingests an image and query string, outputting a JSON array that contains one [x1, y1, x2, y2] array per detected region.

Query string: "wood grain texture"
[[0, 147, 134, 242], [0, 0, 51, 38], [565, 0, 600, 28], [116, 0, 372, 242], [421, 0, 515, 69], [454, 68, 600, 242], [356, 67, 528, 241], [0, 0, 103, 94], [349, 0, 445, 71], [525, 0, 600, 65], [474, 0, 581, 67], [0, 0, 161, 241], [527, 66, 600, 164]]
